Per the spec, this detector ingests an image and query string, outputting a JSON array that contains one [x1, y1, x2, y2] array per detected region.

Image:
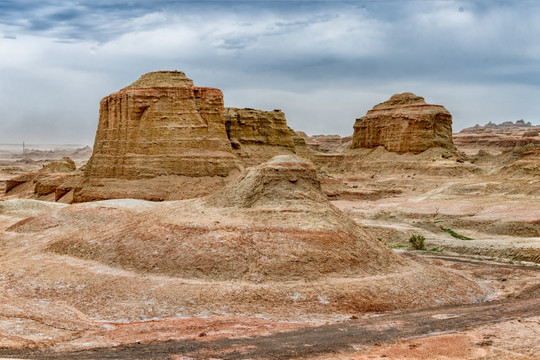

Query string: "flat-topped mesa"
[[75, 71, 241, 202], [224, 108, 296, 166], [351, 93, 454, 154]]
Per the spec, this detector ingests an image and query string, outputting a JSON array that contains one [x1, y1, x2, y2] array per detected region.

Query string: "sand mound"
[[0, 199, 66, 216]]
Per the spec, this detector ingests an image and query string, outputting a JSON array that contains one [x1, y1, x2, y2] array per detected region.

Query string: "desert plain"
[[1, 71, 540, 359]]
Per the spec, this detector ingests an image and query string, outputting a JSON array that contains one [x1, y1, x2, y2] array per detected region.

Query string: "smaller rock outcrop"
[[288, 128, 314, 157], [4, 157, 80, 203], [295, 133, 352, 153], [351, 93, 454, 154], [41, 157, 76, 173], [224, 108, 296, 166], [206, 155, 325, 208]]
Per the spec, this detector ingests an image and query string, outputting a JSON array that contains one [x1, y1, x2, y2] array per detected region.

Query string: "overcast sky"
[[1, 0, 539, 145]]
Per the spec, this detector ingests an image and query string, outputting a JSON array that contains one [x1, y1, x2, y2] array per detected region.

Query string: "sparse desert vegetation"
[[409, 234, 426, 250]]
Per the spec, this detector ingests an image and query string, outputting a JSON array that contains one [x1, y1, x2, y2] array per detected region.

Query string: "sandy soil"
[[0, 256, 539, 359], [331, 174, 540, 264], [1, 146, 540, 359]]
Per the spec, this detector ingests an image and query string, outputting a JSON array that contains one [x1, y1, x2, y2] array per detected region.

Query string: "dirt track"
[[3, 259, 539, 360]]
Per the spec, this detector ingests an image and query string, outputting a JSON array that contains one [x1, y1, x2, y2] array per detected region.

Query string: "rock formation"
[[351, 93, 454, 154], [294, 130, 321, 152], [4, 157, 80, 203], [75, 71, 242, 202], [295, 132, 353, 153], [74, 71, 310, 202], [224, 108, 295, 165], [454, 121, 540, 155]]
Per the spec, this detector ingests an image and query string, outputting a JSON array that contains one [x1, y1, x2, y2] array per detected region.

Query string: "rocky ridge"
[[294, 132, 352, 153], [454, 120, 540, 155]]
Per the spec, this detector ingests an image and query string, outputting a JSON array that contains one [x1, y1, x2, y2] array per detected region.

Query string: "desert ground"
[[1, 125, 540, 359], [1, 76, 540, 359]]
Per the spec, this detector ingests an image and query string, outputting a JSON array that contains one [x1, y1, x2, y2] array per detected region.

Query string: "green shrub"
[[409, 234, 426, 250], [442, 228, 472, 240]]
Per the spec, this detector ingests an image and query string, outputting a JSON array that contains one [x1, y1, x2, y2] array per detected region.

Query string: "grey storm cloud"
[[0, 0, 539, 144]]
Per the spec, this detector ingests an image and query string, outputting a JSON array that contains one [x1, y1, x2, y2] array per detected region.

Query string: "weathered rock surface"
[[311, 135, 352, 153], [454, 121, 540, 155], [225, 108, 296, 165], [499, 146, 540, 178], [75, 71, 241, 202], [4, 157, 80, 203], [295, 132, 353, 153], [351, 93, 454, 154]]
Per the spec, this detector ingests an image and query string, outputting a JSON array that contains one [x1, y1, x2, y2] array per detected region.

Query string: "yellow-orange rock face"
[[225, 108, 296, 166], [75, 71, 241, 202], [87, 71, 239, 178], [351, 93, 454, 154]]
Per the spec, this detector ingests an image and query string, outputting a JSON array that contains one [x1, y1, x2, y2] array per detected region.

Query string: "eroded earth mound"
[[351, 93, 454, 154], [0, 155, 492, 350]]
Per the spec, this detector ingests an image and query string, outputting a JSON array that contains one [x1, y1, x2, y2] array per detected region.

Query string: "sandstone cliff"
[[351, 93, 454, 154], [225, 108, 295, 165], [75, 71, 241, 202]]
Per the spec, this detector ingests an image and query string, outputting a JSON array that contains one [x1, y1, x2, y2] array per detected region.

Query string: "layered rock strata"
[[294, 132, 352, 153], [4, 157, 80, 203], [351, 93, 454, 154], [75, 71, 241, 202], [224, 108, 296, 165], [454, 121, 540, 155]]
